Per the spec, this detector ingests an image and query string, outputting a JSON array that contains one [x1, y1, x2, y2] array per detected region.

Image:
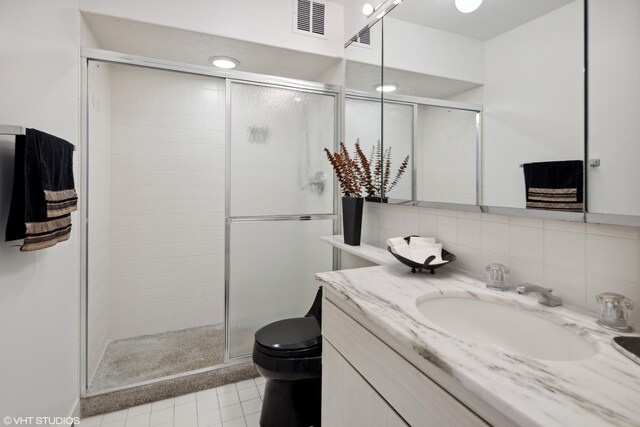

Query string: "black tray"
[[387, 235, 456, 274]]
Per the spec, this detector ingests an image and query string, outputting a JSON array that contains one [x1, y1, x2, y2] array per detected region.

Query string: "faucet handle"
[[596, 292, 634, 332], [485, 263, 510, 291], [486, 263, 509, 273]]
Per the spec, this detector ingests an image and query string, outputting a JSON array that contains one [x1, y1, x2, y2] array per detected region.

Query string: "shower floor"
[[89, 324, 225, 392]]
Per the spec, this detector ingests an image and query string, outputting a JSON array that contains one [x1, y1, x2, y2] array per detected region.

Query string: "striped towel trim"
[[526, 201, 584, 211], [44, 189, 78, 217], [22, 215, 72, 251], [528, 187, 577, 195], [22, 226, 71, 252], [527, 187, 580, 211], [44, 189, 78, 202], [528, 196, 578, 202]]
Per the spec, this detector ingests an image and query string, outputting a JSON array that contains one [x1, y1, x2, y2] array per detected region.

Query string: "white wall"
[[79, 0, 345, 59], [587, 0, 640, 216], [363, 203, 640, 327], [106, 65, 226, 339], [483, 1, 584, 208], [0, 0, 80, 418], [417, 105, 477, 204], [346, 17, 485, 85], [87, 61, 112, 382], [384, 18, 484, 84]]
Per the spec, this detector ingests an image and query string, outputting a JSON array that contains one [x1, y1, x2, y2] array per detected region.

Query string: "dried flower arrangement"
[[324, 139, 410, 198], [323, 142, 362, 197]]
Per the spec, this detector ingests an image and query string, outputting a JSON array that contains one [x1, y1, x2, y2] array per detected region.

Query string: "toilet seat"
[[254, 317, 321, 358]]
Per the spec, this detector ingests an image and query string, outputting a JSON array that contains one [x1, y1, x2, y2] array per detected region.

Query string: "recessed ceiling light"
[[375, 83, 398, 93], [455, 0, 483, 13], [362, 3, 374, 16], [209, 56, 239, 69]]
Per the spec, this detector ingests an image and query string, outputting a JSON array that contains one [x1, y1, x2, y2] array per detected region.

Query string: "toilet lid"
[[255, 317, 321, 355]]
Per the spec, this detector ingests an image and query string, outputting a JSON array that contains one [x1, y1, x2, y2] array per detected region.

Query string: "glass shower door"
[[227, 81, 337, 359]]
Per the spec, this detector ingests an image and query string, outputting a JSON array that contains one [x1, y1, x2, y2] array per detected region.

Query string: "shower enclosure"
[[81, 50, 338, 395]]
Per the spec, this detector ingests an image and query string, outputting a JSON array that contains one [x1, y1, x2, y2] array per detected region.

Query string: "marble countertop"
[[316, 264, 640, 427]]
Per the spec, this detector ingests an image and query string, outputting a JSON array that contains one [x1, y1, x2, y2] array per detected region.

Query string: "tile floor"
[[79, 377, 266, 427]]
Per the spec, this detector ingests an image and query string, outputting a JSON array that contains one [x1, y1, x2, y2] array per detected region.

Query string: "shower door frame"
[[80, 48, 340, 396], [224, 79, 340, 360]]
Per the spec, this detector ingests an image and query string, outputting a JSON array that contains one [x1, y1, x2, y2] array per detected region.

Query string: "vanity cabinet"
[[322, 293, 489, 427]]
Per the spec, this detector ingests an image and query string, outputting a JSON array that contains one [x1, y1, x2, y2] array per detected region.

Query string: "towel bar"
[[0, 124, 76, 151]]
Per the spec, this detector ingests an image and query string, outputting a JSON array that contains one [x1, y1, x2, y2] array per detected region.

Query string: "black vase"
[[342, 196, 364, 246]]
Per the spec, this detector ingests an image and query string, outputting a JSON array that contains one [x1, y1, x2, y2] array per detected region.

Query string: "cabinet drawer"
[[323, 339, 409, 427], [323, 298, 489, 427]]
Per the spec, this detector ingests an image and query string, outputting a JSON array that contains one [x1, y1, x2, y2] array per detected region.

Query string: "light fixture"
[[455, 0, 483, 13], [375, 83, 398, 92], [362, 3, 374, 17], [209, 56, 239, 69], [393, 0, 403, 4]]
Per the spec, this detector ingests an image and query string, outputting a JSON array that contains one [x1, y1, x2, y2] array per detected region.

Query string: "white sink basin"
[[417, 295, 598, 361]]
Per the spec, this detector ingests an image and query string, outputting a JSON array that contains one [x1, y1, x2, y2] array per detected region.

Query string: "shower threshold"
[[82, 324, 258, 416], [89, 324, 225, 392]]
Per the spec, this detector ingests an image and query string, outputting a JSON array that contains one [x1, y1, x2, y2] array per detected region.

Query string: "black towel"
[[5, 129, 77, 251], [523, 160, 583, 212]]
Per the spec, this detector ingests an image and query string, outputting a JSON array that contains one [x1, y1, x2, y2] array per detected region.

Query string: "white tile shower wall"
[[364, 204, 640, 326], [87, 61, 112, 382], [108, 65, 226, 339]]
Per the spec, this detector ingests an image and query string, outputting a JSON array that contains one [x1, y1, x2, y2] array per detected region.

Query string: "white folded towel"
[[390, 245, 413, 260], [411, 243, 445, 265], [387, 237, 408, 249], [388, 236, 447, 266], [409, 236, 436, 249]]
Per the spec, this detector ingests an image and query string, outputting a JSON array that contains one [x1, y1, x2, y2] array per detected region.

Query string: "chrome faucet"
[[516, 284, 563, 307]]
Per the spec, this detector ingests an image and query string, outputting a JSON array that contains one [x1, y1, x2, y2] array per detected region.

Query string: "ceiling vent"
[[350, 27, 372, 48], [294, 0, 327, 39], [353, 27, 371, 46]]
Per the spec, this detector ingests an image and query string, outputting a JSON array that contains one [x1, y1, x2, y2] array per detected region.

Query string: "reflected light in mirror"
[[375, 83, 398, 92], [455, 0, 483, 14], [362, 3, 374, 16]]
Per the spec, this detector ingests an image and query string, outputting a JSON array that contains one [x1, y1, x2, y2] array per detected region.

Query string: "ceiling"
[[346, 61, 481, 99], [388, 0, 575, 40], [82, 13, 341, 82]]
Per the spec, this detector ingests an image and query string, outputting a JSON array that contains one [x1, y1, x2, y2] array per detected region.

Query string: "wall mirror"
[[344, 18, 387, 201], [587, 0, 640, 226], [350, 0, 586, 217]]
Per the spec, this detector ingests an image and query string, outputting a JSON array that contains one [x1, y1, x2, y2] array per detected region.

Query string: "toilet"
[[252, 287, 323, 427]]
